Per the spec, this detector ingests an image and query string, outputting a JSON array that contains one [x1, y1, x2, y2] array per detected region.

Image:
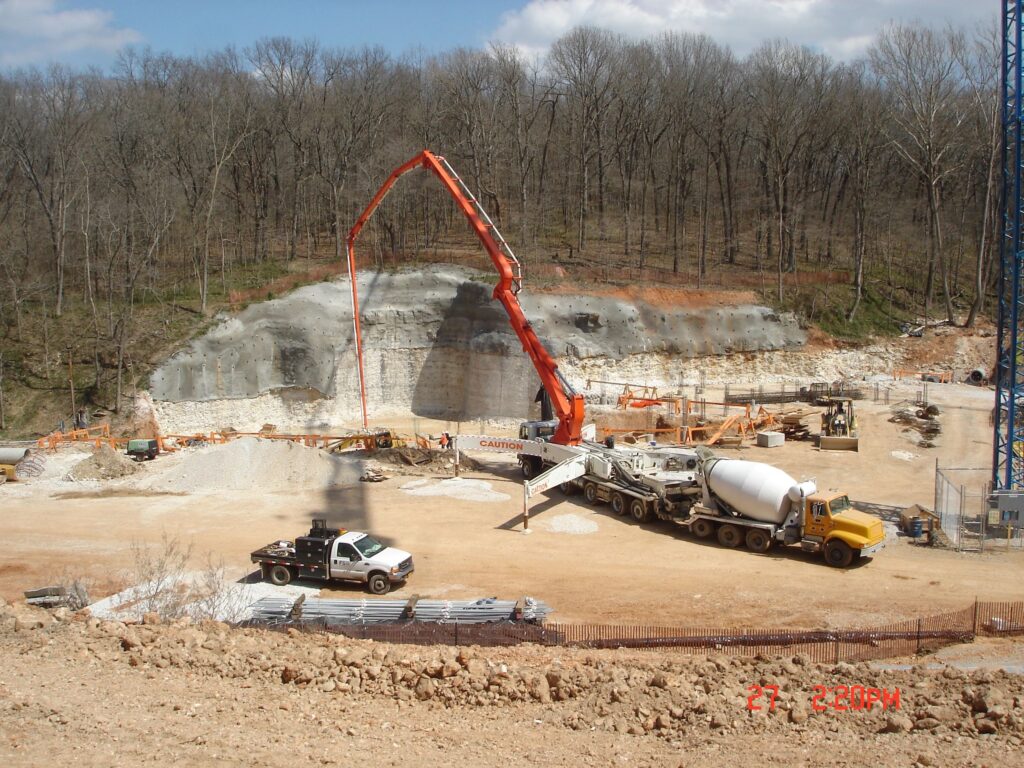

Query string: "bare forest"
[[0, 22, 1001, 434]]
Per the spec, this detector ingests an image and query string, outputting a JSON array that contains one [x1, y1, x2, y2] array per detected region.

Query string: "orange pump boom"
[[347, 150, 585, 445]]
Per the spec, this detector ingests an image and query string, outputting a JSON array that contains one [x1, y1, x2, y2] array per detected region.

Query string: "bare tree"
[[4, 67, 92, 316], [549, 27, 617, 253], [870, 24, 966, 324], [954, 22, 1001, 328]]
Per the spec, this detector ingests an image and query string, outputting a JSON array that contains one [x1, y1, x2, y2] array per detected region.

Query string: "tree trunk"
[[966, 123, 998, 328]]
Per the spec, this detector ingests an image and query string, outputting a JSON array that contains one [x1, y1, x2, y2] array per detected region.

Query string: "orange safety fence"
[[35, 427, 418, 454]]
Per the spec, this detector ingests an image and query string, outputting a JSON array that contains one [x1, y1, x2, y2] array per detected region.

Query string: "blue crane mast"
[[994, 0, 1024, 491]]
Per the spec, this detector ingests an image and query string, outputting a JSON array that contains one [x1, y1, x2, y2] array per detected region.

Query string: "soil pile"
[[66, 445, 142, 482], [147, 437, 361, 493], [3, 602, 1022, 758]]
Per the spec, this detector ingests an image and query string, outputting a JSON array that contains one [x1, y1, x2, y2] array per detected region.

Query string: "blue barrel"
[[909, 517, 924, 537]]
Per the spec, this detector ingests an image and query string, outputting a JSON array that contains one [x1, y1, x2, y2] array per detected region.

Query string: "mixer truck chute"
[[689, 455, 884, 567]]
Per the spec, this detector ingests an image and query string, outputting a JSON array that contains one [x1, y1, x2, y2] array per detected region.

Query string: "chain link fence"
[[934, 463, 1024, 551]]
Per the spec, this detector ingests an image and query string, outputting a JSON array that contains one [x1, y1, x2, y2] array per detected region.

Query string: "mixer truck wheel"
[[583, 482, 599, 505], [745, 529, 772, 553], [610, 493, 626, 516], [630, 499, 650, 523], [824, 539, 854, 568], [716, 524, 742, 548], [691, 519, 714, 539]]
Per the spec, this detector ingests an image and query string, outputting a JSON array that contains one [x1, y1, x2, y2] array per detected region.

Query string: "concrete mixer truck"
[[684, 453, 885, 567]]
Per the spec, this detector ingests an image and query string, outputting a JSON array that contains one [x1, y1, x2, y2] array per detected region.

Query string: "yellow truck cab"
[[804, 492, 886, 567]]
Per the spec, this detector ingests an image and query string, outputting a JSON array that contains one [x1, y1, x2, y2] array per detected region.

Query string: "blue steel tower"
[[995, 0, 1024, 490]]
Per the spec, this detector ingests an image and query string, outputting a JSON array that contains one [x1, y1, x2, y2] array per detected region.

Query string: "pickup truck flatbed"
[[251, 519, 413, 595]]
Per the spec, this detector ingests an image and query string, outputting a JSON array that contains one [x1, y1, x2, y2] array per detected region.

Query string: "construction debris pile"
[[4, 603, 1022, 744], [372, 447, 482, 475], [774, 407, 817, 441], [889, 403, 942, 448], [65, 445, 142, 482]]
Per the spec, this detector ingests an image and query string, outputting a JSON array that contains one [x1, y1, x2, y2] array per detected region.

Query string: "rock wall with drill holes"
[[149, 266, 804, 433]]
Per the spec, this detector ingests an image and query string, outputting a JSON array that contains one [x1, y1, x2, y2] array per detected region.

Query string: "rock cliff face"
[[149, 267, 804, 432]]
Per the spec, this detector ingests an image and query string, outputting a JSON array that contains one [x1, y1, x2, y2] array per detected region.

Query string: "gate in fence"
[[934, 464, 999, 551]]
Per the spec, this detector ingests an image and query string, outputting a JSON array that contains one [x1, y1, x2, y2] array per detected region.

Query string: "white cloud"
[[0, 0, 141, 67], [492, 0, 995, 60]]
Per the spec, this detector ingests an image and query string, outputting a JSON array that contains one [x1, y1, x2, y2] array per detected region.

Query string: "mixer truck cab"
[[802, 492, 886, 567], [690, 455, 886, 567]]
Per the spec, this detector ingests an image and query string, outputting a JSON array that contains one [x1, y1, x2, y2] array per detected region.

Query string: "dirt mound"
[[147, 437, 362, 493], [66, 445, 142, 482], [3, 604, 1022, 762]]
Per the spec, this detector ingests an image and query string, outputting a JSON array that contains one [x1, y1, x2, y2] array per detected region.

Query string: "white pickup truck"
[[251, 519, 414, 595]]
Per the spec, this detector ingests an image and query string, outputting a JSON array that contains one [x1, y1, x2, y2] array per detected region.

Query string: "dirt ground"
[[2, 605, 1023, 768], [1, 381, 1021, 631]]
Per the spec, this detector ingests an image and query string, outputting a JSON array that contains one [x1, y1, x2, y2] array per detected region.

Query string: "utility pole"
[[66, 347, 76, 427], [0, 352, 5, 431]]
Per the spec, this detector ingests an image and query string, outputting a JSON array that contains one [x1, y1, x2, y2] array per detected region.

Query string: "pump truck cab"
[[251, 519, 414, 595]]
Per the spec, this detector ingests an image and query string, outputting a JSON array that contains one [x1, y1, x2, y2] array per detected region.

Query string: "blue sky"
[[0, 0, 997, 70]]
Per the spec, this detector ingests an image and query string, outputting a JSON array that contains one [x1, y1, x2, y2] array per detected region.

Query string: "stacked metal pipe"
[[247, 596, 550, 625]]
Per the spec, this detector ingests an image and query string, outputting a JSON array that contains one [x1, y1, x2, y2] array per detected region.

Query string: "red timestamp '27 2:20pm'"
[[746, 684, 902, 712]]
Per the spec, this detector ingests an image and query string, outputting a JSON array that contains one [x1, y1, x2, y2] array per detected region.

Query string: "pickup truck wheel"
[[583, 482, 599, 505], [367, 573, 389, 595], [610, 493, 626, 515], [691, 518, 714, 539], [824, 539, 854, 568], [629, 498, 650, 523], [268, 565, 293, 586], [717, 524, 742, 548], [745, 528, 772, 553]]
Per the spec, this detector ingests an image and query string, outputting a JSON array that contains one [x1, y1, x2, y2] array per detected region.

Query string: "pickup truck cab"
[[251, 519, 414, 595]]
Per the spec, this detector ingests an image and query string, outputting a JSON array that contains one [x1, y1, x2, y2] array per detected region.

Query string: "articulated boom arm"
[[347, 150, 585, 445]]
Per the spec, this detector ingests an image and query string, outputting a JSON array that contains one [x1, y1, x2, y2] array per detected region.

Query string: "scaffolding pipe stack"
[[247, 596, 551, 626]]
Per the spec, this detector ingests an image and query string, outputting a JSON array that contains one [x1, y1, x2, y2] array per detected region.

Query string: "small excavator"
[[819, 396, 860, 452]]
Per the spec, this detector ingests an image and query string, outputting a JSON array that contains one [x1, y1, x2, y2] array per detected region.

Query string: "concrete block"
[[756, 431, 785, 448]]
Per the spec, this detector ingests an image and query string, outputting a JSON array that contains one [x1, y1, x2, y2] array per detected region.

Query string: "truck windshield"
[[830, 496, 852, 514], [354, 536, 386, 558]]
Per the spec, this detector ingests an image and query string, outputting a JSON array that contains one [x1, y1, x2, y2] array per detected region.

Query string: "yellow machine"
[[0, 464, 16, 483], [820, 396, 859, 451], [803, 491, 884, 566], [327, 429, 404, 453]]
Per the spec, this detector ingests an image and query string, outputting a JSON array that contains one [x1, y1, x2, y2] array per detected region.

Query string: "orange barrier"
[[683, 406, 777, 446], [36, 424, 111, 451], [36, 426, 411, 454]]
